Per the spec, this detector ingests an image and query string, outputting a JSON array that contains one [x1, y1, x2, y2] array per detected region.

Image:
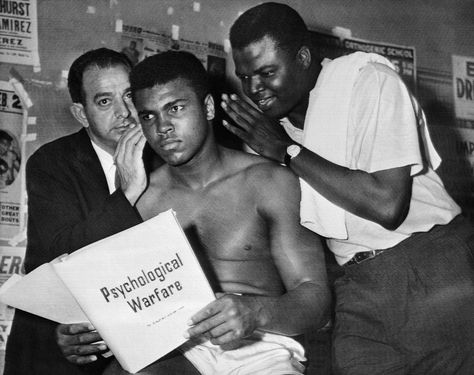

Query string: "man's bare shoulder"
[[222, 148, 293, 178], [222, 148, 299, 195]]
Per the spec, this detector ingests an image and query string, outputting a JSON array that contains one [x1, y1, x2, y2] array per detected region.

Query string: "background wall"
[[1, 0, 473, 161], [0, 0, 473, 373]]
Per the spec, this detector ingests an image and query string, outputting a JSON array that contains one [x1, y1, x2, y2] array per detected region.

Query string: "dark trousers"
[[332, 215, 474, 375]]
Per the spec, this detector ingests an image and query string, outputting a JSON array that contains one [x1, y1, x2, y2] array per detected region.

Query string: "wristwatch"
[[284, 144, 302, 166]]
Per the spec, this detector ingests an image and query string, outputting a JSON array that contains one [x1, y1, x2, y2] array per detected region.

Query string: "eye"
[[169, 105, 184, 114], [124, 91, 133, 100], [261, 70, 274, 78], [140, 113, 155, 122], [97, 98, 111, 106]]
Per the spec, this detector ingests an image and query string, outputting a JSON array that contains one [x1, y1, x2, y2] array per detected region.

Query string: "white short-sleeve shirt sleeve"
[[348, 63, 423, 175]]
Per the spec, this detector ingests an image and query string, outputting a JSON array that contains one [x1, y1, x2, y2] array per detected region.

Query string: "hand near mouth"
[[114, 125, 148, 205], [221, 93, 292, 163]]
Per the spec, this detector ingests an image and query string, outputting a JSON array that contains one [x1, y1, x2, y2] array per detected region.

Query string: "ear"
[[70, 103, 89, 128], [204, 94, 215, 121], [296, 45, 312, 70]]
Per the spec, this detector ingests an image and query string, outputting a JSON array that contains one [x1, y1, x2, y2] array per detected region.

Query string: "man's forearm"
[[252, 281, 331, 336], [289, 147, 412, 229]]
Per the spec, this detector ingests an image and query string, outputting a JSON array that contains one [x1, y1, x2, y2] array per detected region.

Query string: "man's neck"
[[286, 93, 310, 130], [285, 62, 321, 130], [168, 142, 225, 191]]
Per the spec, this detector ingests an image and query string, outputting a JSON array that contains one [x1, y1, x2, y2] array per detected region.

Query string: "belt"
[[345, 249, 384, 266]]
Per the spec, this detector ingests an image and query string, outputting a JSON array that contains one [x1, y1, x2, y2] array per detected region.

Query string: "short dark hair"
[[68, 48, 132, 104], [230, 2, 308, 56], [130, 50, 210, 102]]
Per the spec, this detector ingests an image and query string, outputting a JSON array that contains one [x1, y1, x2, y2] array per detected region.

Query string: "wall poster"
[[309, 30, 416, 93], [0, 0, 39, 66], [452, 54, 474, 121]]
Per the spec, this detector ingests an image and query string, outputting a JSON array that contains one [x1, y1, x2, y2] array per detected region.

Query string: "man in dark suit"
[[4, 48, 152, 375]]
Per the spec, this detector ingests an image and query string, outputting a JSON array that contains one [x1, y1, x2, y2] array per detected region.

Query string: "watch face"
[[287, 144, 301, 158]]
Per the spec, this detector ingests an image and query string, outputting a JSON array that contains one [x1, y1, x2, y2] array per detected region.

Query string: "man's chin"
[[261, 106, 286, 120]]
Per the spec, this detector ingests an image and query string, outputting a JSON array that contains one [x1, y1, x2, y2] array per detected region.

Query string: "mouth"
[[254, 96, 276, 112], [159, 138, 181, 151], [115, 121, 137, 131]]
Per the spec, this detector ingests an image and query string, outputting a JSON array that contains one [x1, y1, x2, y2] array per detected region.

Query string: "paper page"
[[53, 209, 215, 373], [0, 262, 88, 324]]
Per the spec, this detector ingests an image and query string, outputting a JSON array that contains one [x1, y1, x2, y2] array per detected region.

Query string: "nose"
[[156, 114, 174, 135], [248, 76, 264, 96], [114, 98, 131, 119]]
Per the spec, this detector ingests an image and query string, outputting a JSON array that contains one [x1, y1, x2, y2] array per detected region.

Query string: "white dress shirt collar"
[[90, 140, 117, 194]]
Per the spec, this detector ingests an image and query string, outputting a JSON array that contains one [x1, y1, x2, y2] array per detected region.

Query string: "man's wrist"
[[283, 144, 302, 167]]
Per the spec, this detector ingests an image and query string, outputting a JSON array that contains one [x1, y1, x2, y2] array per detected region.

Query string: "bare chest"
[[138, 181, 271, 261]]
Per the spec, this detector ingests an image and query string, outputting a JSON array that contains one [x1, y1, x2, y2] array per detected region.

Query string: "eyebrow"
[[163, 97, 188, 111], [92, 92, 113, 102], [137, 98, 189, 115], [236, 64, 275, 77], [92, 87, 131, 102]]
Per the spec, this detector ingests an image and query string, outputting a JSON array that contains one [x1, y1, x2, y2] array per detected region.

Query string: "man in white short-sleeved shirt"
[[221, 3, 474, 374]]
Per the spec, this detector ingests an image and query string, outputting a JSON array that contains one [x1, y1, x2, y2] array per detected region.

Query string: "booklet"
[[0, 209, 215, 373]]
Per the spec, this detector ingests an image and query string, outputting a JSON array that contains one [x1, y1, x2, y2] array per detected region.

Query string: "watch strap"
[[284, 151, 292, 166]]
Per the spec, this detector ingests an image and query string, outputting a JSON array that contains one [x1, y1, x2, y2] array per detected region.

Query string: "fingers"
[[185, 295, 253, 345], [221, 94, 260, 131], [114, 125, 146, 162], [113, 124, 148, 204], [62, 338, 107, 365], [222, 119, 248, 140], [65, 353, 99, 365], [222, 93, 261, 118], [186, 313, 227, 339], [56, 323, 102, 346], [185, 300, 222, 337], [55, 323, 107, 365], [56, 322, 95, 337]]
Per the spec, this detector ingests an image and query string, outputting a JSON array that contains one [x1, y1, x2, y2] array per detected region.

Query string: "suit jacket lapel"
[[73, 128, 111, 200]]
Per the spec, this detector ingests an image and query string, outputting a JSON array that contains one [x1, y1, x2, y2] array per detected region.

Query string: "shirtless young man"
[[58, 50, 330, 375]]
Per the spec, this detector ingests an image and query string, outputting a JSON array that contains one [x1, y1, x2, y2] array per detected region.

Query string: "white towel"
[[180, 331, 306, 375], [299, 52, 396, 239]]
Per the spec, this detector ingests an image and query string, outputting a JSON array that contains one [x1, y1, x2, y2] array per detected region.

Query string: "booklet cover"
[[0, 209, 215, 373]]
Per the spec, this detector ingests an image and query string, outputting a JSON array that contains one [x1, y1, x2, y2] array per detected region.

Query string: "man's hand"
[[221, 93, 292, 162], [185, 293, 268, 346], [55, 322, 107, 365], [114, 124, 148, 205]]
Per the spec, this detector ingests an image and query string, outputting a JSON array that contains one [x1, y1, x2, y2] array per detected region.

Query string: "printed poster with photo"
[[0, 81, 25, 241], [0, 245, 25, 372], [120, 24, 171, 66], [0, 0, 40, 66], [119, 23, 226, 74]]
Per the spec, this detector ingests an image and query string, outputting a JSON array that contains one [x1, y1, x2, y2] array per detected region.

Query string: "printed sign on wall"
[[452, 55, 474, 121], [0, 81, 25, 241], [309, 30, 417, 93], [431, 125, 474, 221], [0, 0, 40, 66]]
